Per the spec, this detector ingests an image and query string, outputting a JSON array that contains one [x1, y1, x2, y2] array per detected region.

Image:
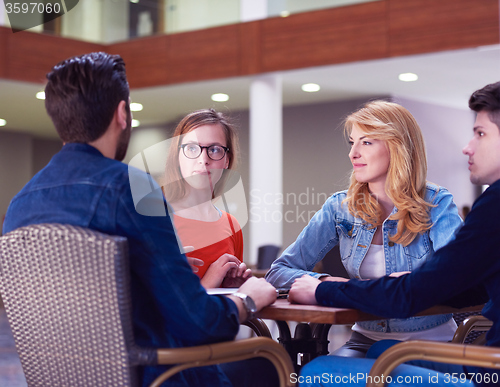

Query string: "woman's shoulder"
[[424, 182, 452, 202], [220, 210, 243, 232], [222, 210, 239, 222], [326, 189, 349, 202], [424, 181, 441, 194], [318, 190, 352, 217]]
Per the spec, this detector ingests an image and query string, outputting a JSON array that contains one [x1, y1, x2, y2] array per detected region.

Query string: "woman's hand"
[[288, 275, 322, 305], [221, 262, 252, 288], [183, 246, 204, 273], [201, 254, 244, 289]]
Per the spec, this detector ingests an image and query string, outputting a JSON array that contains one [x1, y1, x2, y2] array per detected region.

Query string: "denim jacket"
[[266, 183, 463, 333], [4, 143, 237, 387]]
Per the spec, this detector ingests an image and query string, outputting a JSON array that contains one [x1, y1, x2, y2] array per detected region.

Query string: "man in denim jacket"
[[289, 80, 500, 386], [3, 52, 277, 387]]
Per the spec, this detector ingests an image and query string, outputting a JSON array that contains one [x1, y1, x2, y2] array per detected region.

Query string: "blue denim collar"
[[61, 142, 104, 157]]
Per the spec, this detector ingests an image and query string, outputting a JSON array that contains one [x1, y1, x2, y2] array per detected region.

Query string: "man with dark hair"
[[44, 52, 131, 149], [289, 81, 500, 386], [469, 81, 500, 128], [4, 52, 277, 387]]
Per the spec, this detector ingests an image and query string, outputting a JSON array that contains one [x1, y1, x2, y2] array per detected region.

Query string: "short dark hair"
[[469, 81, 500, 130], [45, 52, 129, 143]]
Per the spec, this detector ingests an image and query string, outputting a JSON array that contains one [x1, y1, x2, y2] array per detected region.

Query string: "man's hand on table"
[[228, 277, 277, 322], [288, 274, 322, 305]]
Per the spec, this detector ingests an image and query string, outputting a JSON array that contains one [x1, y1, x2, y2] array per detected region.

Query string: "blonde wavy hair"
[[344, 100, 433, 246]]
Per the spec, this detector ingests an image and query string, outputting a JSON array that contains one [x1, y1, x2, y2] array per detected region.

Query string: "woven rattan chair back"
[[453, 311, 484, 344], [0, 224, 138, 386]]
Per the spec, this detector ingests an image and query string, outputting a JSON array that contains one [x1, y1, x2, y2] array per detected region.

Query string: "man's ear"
[[116, 100, 128, 130]]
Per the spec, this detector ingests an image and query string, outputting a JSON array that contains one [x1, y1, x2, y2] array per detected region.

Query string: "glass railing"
[[0, 0, 381, 43], [267, 0, 380, 18]]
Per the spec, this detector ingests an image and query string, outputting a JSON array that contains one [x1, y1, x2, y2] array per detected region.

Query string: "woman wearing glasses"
[[266, 101, 463, 357], [163, 109, 251, 288]]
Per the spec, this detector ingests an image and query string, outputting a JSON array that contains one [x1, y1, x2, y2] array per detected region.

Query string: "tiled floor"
[[0, 308, 27, 387]]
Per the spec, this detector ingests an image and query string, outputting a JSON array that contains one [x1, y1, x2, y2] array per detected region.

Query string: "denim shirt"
[[266, 183, 463, 333], [4, 143, 237, 387]]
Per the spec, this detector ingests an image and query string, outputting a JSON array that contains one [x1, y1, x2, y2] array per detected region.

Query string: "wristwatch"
[[233, 292, 257, 321]]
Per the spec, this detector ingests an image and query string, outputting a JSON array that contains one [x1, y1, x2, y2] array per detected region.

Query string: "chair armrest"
[[452, 315, 493, 344], [150, 336, 295, 387], [367, 341, 500, 387], [243, 318, 273, 338]]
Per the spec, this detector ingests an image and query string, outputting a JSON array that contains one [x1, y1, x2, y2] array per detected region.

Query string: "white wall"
[[0, 0, 5, 26], [124, 125, 173, 166], [281, 98, 380, 249], [394, 96, 476, 211], [61, 0, 103, 42], [0, 132, 32, 234], [60, 0, 128, 43], [268, 0, 381, 17], [32, 137, 62, 175], [0, 132, 62, 234], [101, 0, 129, 43], [164, 0, 239, 33], [241, 0, 267, 22]]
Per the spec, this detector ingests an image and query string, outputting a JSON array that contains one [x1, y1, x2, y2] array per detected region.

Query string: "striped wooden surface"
[[0, 0, 498, 88]]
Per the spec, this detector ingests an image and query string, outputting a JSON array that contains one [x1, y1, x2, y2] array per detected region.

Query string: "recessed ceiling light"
[[0, 118, 6, 126], [130, 102, 143, 112], [130, 0, 139, 3], [132, 119, 140, 128], [398, 73, 418, 82], [211, 93, 229, 102], [36, 91, 45, 100], [301, 83, 320, 92], [280, 11, 290, 17]]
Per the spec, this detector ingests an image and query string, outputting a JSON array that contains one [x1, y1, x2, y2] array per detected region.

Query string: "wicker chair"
[[366, 340, 500, 387], [452, 312, 492, 345], [0, 224, 294, 387]]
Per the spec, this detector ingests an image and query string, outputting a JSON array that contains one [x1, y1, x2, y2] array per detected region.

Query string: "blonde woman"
[[163, 109, 251, 289], [266, 100, 463, 357]]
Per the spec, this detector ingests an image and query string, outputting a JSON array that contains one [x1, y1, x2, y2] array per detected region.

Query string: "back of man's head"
[[45, 52, 130, 143], [469, 81, 500, 130]]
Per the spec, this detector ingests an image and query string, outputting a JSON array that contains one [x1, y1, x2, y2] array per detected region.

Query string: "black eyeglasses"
[[179, 143, 229, 161]]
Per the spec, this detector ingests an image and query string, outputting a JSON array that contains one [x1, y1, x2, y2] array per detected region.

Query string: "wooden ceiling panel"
[[4, 28, 102, 84], [388, 0, 500, 56], [0, 28, 8, 78], [238, 21, 261, 76], [109, 35, 170, 88], [1, 0, 498, 88], [260, 2, 389, 72], [166, 25, 241, 84]]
